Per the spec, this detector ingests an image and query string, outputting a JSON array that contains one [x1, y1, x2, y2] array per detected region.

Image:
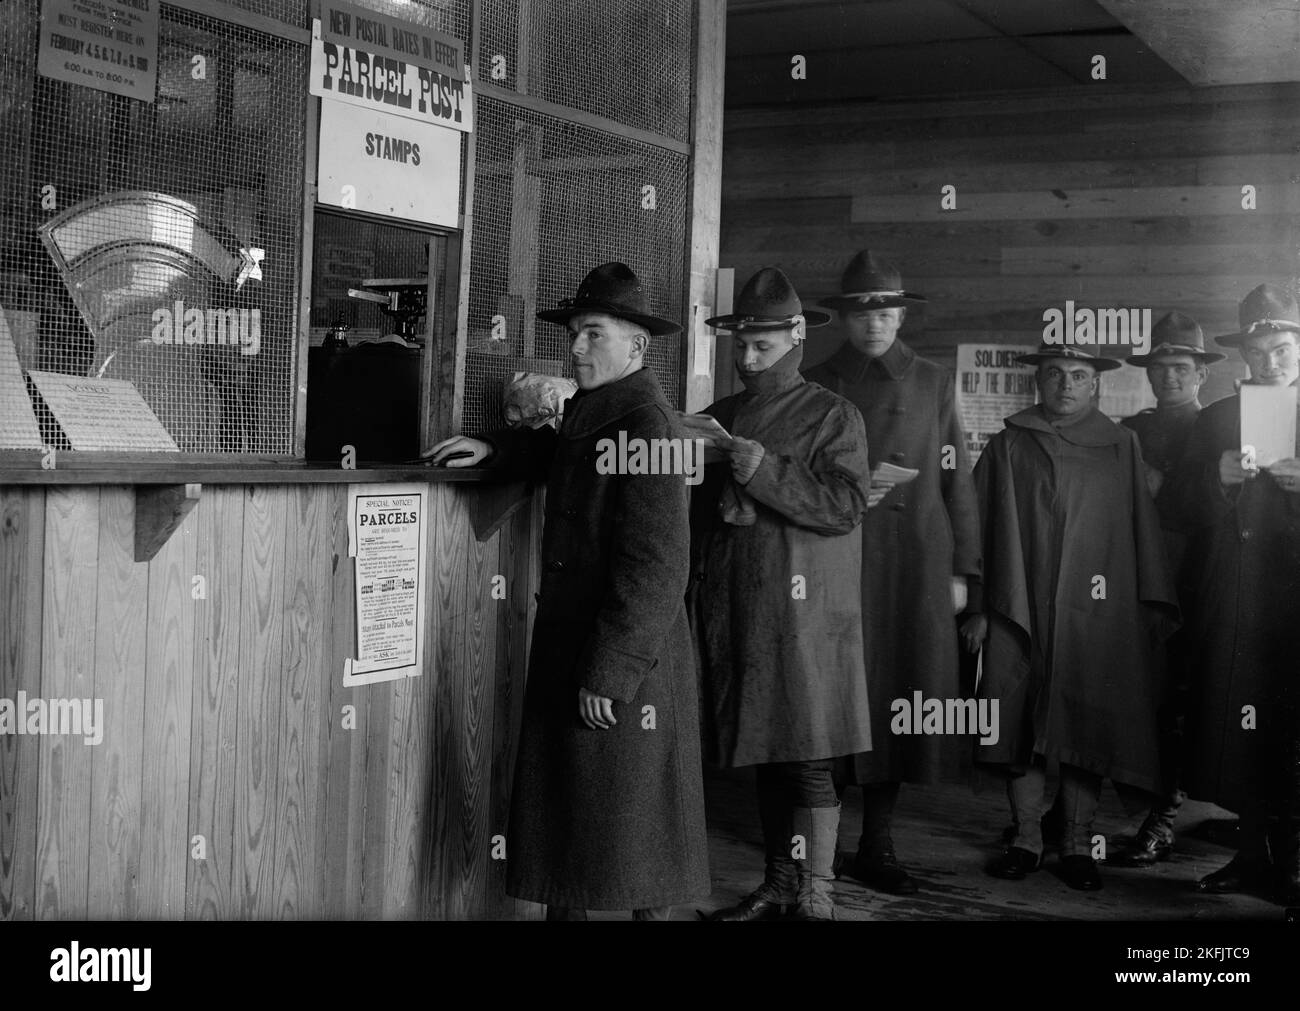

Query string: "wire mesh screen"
[[310, 211, 447, 344], [1, 1, 308, 453], [463, 96, 689, 435], [203, 0, 472, 44], [478, 0, 693, 143]]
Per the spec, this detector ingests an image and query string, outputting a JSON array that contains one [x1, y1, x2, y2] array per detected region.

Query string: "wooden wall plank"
[[0, 487, 44, 920], [184, 485, 245, 920], [137, 491, 197, 919], [35, 487, 99, 919], [271, 484, 331, 918], [86, 487, 148, 918], [233, 485, 289, 917], [319, 484, 368, 919]]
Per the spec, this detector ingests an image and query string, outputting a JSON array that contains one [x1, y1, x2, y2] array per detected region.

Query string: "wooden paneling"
[[1, 478, 541, 921], [721, 81, 1300, 406], [0, 487, 44, 920], [86, 488, 147, 918], [35, 487, 99, 919]]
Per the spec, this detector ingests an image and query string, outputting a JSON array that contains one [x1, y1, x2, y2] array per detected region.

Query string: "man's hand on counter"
[[423, 436, 493, 467]]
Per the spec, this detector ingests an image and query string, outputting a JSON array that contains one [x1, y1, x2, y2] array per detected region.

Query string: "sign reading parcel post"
[[309, 0, 472, 134], [345, 484, 429, 687]]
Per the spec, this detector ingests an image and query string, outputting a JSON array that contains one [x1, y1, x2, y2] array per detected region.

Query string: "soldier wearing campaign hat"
[[693, 266, 873, 921], [1110, 312, 1224, 868], [1163, 283, 1300, 904], [963, 343, 1180, 891], [804, 251, 980, 896]]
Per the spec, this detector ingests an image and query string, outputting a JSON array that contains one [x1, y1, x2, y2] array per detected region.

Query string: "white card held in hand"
[[1240, 383, 1297, 467], [870, 461, 921, 486], [677, 412, 733, 446]]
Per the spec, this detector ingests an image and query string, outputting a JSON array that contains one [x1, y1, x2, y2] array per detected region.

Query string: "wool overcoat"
[[803, 339, 981, 783], [971, 406, 1179, 793], [488, 366, 710, 911], [1161, 389, 1300, 811], [691, 345, 873, 768]]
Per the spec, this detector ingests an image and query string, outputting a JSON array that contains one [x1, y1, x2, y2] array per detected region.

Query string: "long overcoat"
[[487, 366, 710, 910], [1161, 389, 1300, 812], [691, 345, 873, 768], [971, 406, 1179, 793], [804, 340, 981, 783]]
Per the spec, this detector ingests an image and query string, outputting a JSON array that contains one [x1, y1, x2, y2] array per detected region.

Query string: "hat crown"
[[734, 266, 805, 321], [1149, 311, 1206, 351], [1239, 283, 1300, 330], [840, 250, 903, 294], [567, 261, 652, 318]]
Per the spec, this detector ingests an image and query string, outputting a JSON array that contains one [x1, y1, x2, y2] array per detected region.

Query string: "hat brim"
[[820, 292, 927, 311], [705, 309, 831, 330], [1125, 349, 1226, 366], [536, 301, 681, 336], [1213, 322, 1300, 348], [1016, 352, 1124, 372]]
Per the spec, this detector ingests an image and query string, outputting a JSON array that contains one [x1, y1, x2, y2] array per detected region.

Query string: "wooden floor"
[[589, 766, 1280, 922]]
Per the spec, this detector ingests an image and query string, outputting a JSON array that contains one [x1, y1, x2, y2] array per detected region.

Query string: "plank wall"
[[719, 82, 1300, 403], [0, 482, 542, 920]]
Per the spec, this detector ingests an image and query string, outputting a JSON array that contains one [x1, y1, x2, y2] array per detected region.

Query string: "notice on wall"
[[28, 370, 177, 451], [345, 484, 429, 687], [317, 101, 461, 226], [0, 315, 43, 450], [1098, 363, 1157, 422], [37, 0, 159, 103], [955, 344, 1037, 464], [309, 0, 472, 133]]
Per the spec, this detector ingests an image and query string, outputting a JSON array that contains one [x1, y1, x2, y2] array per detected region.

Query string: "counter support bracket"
[[135, 483, 202, 562]]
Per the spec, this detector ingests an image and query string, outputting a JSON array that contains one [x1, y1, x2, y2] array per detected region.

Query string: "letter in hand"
[[423, 436, 492, 467], [960, 613, 987, 654], [1263, 456, 1300, 493], [579, 687, 617, 730], [867, 480, 895, 509], [1219, 448, 1257, 487], [951, 575, 968, 615]]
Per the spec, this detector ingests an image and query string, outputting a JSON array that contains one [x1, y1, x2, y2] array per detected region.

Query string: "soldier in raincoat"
[[691, 267, 873, 921]]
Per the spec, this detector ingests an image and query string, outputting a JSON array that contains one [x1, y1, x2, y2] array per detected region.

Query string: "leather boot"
[[838, 782, 918, 895], [1196, 813, 1271, 894], [789, 805, 840, 921], [706, 776, 796, 921]]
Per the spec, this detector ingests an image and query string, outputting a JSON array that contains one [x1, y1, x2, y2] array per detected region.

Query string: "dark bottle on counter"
[[323, 317, 350, 352]]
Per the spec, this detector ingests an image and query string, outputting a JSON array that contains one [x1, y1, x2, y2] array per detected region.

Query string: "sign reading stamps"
[[28, 370, 177, 451]]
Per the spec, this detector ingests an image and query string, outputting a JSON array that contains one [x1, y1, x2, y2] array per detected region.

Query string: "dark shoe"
[[986, 847, 1041, 880], [1110, 830, 1174, 867], [836, 850, 919, 895], [703, 894, 788, 922], [1196, 851, 1272, 894], [1060, 855, 1103, 891]]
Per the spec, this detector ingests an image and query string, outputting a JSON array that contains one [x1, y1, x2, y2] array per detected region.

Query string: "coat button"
[[546, 560, 565, 572], [1240, 528, 1252, 542], [891, 502, 905, 511], [562, 507, 577, 518], [890, 452, 904, 462]]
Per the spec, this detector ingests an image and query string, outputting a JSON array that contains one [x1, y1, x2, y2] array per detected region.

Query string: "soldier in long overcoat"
[[804, 251, 980, 895], [427, 262, 710, 918], [963, 345, 1179, 892], [1163, 284, 1300, 904], [1110, 312, 1225, 868], [692, 267, 873, 921]]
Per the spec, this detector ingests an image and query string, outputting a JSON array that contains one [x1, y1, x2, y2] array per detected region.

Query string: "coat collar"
[[824, 337, 914, 382], [737, 342, 805, 398], [1006, 404, 1125, 447], [558, 366, 667, 439]]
